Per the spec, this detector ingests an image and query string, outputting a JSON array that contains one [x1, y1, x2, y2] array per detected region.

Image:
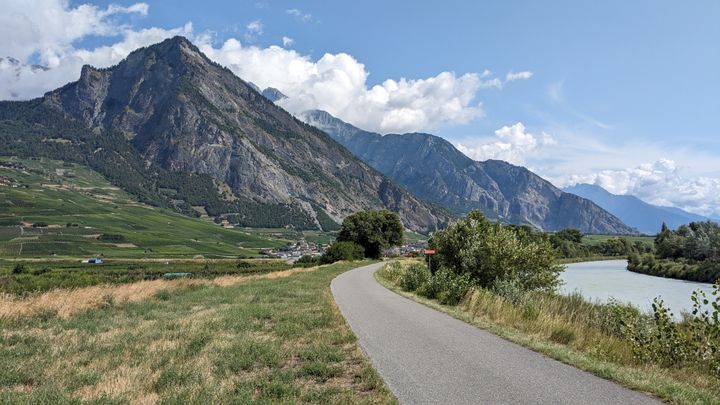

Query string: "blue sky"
[[2, 0, 719, 216]]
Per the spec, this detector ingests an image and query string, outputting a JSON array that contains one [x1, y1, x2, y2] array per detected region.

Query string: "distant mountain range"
[[301, 109, 636, 234], [563, 183, 710, 234], [0, 36, 451, 233]]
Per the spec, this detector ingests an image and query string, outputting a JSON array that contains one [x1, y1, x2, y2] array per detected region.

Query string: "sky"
[[1, 0, 719, 217]]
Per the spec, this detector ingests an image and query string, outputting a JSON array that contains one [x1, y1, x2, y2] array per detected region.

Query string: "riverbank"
[[377, 260, 720, 404], [555, 255, 623, 265]]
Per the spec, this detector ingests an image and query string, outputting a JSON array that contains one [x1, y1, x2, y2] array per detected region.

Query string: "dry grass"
[[0, 265, 319, 320], [0, 261, 393, 404]]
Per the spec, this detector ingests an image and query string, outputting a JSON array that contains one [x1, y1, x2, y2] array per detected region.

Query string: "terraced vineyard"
[[0, 157, 283, 259]]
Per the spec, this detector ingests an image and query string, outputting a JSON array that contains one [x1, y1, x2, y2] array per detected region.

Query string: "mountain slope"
[[0, 36, 450, 232], [302, 110, 636, 234], [563, 183, 709, 234]]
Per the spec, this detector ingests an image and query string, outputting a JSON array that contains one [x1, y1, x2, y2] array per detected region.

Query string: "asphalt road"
[[331, 262, 661, 405]]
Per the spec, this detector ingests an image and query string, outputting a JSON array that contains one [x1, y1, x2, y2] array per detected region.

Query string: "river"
[[560, 260, 716, 318]]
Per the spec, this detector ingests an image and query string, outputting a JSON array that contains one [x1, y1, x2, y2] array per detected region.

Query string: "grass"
[[0, 260, 395, 403], [584, 234, 656, 244], [0, 157, 284, 259], [0, 258, 293, 295], [377, 262, 720, 404], [555, 255, 625, 264]]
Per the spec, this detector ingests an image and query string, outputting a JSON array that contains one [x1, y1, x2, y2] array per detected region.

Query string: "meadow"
[[0, 260, 394, 403]]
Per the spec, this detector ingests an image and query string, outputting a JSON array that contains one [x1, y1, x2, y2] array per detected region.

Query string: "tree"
[[337, 210, 404, 259], [320, 241, 365, 264], [555, 228, 584, 244], [430, 210, 562, 292]]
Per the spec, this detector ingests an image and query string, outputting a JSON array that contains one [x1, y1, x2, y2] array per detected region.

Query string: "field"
[[0, 258, 294, 295], [0, 260, 394, 403], [0, 157, 284, 259], [583, 234, 656, 244]]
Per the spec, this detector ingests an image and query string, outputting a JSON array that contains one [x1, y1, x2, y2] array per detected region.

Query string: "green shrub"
[[430, 210, 561, 292], [490, 278, 527, 305], [296, 255, 320, 267], [417, 268, 475, 305], [399, 263, 430, 292], [549, 327, 576, 344], [320, 241, 365, 264], [154, 289, 171, 301], [12, 263, 26, 274], [380, 261, 405, 284]]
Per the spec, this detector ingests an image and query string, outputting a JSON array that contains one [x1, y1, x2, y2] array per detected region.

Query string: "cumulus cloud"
[[197, 37, 486, 133], [0, 1, 533, 133], [562, 159, 720, 217], [506, 70, 533, 82], [455, 122, 556, 165], [286, 8, 312, 22], [0, 0, 149, 67]]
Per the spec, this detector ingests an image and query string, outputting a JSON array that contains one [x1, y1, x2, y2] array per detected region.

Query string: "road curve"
[[331, 262, 660, 405]]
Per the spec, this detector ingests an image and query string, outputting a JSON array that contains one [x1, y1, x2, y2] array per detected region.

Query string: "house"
[[81, 257, 104, 264]]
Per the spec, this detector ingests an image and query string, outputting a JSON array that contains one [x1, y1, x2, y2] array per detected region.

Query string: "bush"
[[296, 255, 320, 267], [98, 233, 126, 242], [398, 263, 430, 292], [380, 261, 405, 284], [430, 210, 561, 292], [490, 278, 528, 305], [320, 241, 365, 264], [12, 263, 26, 274], [154, 289, 171, 301], [417, 268, 475, 305]]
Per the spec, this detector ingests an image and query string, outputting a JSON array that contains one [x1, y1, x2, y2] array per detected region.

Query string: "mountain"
[[563, 183, 710, 234], [302, 110, 636, 234], [261, 87, 286, 102], [0, 36, 451, 233]]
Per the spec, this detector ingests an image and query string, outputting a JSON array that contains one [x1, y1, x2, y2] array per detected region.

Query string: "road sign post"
[[424, 249, 436, 274]]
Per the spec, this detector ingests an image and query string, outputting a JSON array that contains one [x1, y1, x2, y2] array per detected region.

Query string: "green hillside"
[[0, 157, 283, 259]]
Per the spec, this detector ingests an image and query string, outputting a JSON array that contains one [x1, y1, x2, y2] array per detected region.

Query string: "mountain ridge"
[[563, 183, 710, 234], [0, 36, 451, 233], [302, 109, 637, 234]]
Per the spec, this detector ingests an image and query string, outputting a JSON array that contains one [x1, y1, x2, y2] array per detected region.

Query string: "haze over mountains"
[[0, 36, 451, 233], [564, 183, 711, 234], [301, 109, 636, 234]]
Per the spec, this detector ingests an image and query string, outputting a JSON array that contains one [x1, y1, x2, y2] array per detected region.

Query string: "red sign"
[[424, 249, 436, 255]]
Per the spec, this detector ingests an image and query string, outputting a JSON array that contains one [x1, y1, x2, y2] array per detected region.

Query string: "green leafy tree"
[[430, 210, 562, 292], [555, 228, 584, 244], [320, 241, 365, 264], [337, 210, 404, 259]]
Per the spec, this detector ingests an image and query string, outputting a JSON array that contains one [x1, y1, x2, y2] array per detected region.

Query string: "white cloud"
[[0, 1, 531, 133], [455, 122, 556, 165], [0, 0, 193, 100], [286, 8, 312, 22], [505, 70, 533, 82], [562, 159, 720, 217], [0, 0, 149, 67], [244, 19, 263, 42], [282, 36, 294, 47], [197, 37, 486, 133]]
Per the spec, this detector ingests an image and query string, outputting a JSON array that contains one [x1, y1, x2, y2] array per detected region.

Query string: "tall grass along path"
[[331, 262, 660, 404]]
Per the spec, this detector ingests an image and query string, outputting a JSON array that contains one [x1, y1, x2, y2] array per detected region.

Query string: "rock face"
[[303, 110, 637, 234], [10, 37, 451, 232], [564, 183, 709, 234]]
